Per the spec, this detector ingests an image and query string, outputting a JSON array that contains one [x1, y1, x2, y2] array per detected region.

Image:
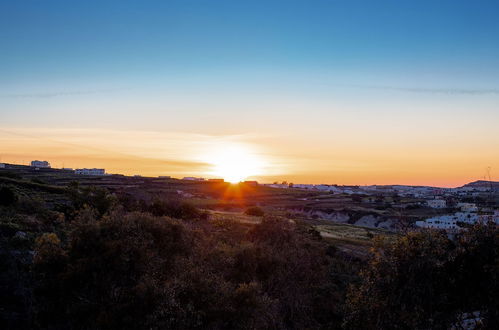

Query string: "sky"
[[1, 0, 499, 187]]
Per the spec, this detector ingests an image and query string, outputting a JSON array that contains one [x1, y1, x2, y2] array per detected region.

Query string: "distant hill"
[[462, 180, 499, 188]]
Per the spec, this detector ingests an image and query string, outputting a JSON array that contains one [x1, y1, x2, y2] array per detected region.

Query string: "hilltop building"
[[266, 183, 289, 189], [75, 168, 105, 176], [243, 180, 258, 186], [415, 216, 459, 230], [30, 160, 50, 168], [457, 202, 478, 212], [182, 177, 205, 181], [427, 199, 446, 209]]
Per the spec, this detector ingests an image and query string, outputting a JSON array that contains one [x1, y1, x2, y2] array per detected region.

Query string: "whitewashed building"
[[416, 215, 459, 230], [75, 168, 105, 176], [415, 210, 494, 231], [457, 203, 479, 212], [182, 177, 205, 181], [30, 160, 51, 168], [0, 163, 5, 168], [427, 199, 447, 209], [292, 184, 315, 190], [266, 184, 289, 189]]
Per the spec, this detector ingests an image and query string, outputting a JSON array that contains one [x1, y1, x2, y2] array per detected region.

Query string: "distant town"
[[1, 159, 498, 233]]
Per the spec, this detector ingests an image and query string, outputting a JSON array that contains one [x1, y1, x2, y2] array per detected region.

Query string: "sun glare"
[[206, 144, 264, 183]]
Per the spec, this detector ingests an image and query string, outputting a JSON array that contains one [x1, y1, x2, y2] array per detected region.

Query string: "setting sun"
[[205, 144, 264, 183]]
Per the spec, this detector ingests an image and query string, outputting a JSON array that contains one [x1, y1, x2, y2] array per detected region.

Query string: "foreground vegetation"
[[0, 178, 498, 329]]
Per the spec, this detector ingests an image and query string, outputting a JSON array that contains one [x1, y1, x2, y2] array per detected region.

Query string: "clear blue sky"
[[1, 0, 499, 185], [2, 0, 499, 92]]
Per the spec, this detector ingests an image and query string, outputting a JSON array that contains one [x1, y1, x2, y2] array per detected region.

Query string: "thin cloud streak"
[[345, 84, 499, 95], [1, 88, 129, 99]]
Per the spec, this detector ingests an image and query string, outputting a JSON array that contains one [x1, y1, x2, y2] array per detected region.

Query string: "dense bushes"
[[0, 186, 17, 206], [66, 182, 116, 217], [34, 211, 192, 329], [2, 178, 498, 329], [31, 210, 348, 329], [344, 224, 499, 329], [148, 199, 201, 219]]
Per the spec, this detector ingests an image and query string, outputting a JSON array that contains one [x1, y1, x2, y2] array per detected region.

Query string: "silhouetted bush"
[[244, 206, 265, 217], [67, 183, 116, 216], [0, 171, 21, 179], [148, 199, 200, 219], [344, 224, 499, 329], [0, 186, 17, 206]]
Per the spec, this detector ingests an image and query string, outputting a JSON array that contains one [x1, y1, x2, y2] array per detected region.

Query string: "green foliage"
[[30, 211, 347, 329], [344, 224, 499, 329], [244, 206, 265, 217], [67, 183, 116, 216], [148, 199, 200, 220], [3, 174, 497, 330]]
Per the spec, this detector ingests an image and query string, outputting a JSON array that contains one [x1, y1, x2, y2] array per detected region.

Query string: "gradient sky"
[[1, 0, 499, 187]]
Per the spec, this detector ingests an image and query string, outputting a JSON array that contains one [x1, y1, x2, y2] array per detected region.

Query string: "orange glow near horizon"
[[0, 127, 497, 188], [203, 144, 265, 183]]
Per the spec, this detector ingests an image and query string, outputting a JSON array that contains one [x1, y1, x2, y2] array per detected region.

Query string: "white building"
[[0, 163, 5, 168], [457, 202, 478, 212], [266, 184, 289, 189], [427, 199, 447, 209], [182, 177, 205, 181], [30, 160, 50, 168], [75, 168, 105, 176], [477, 210, 499, 225], [292, 184, 315, 190], [454, 212, 479, 224], [416, 216, 459, 230]]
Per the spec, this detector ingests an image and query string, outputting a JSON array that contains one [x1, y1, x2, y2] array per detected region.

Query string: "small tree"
[[244, 206, 264, 217]]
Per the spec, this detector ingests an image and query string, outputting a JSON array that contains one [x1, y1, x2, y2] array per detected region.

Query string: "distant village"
[[2, 159, 498, 231], [264, 180, 499, 231]]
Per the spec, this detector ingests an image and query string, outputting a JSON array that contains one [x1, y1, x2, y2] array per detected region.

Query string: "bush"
[[148, 199, 200, 219], [67, 184, 116, 216], [0, 171, 21, 179], [344, 224, 499, 329], [0, 186, 17, 206], [34, 211, 192, 329], [244, 206, 264, 217]]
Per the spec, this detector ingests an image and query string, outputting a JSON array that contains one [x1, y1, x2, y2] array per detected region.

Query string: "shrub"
[[244, 206, 264, 217], [344, 224, 499, 329], [0, 186, 17, 206], [67, 184, 116, 216], [148, 199, 200, 220]]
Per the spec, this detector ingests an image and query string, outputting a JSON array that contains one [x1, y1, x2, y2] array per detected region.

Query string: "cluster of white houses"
[[263, 182, 464, 197], [30, 160, 51, 168], [27, 160, 106, 176], [74, 168, 106, 176], [416, 203, 499, 231]]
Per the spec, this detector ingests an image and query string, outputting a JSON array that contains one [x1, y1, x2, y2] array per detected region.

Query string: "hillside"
[[463, 180, 499, 188], [1, 166, 498, 328]]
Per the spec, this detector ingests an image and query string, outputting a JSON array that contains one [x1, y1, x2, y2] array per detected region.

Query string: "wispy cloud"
[[1, 88, 128, 99], [347, 84, 499, 95]]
